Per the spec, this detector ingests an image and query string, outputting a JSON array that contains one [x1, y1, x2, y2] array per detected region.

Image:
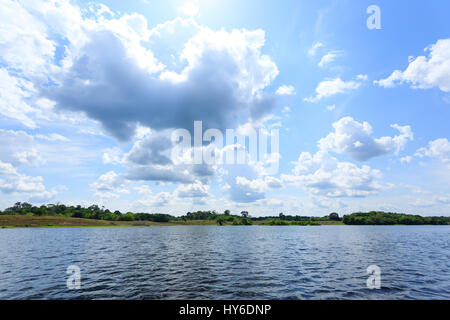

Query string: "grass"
[[0, 215, 227, 228], [0, 215, 342, 229]]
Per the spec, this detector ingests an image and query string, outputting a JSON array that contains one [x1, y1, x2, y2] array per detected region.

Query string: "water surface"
[[0, 225, 449, 299]]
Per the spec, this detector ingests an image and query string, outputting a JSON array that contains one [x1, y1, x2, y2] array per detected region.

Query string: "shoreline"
[[0, 215, 343, 229], [2, 215, 449, 229]]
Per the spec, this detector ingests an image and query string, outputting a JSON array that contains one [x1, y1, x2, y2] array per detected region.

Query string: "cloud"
[[176, 181, 210, 198], [415, 138, 450, 163], [356, 74, 368, 81], [400, 156, 412, 163], [282, 151, 383, 198], [134, 185, 153, 196], [235, 176, 282, 193], [102, 147, 123, 165], [308, 42, 324, 56], [135, 192, 172, 207], [0, 69, 38, 128], [0, 129, 41, 166], [276, 85, 296, 96], [281, 106, 291, 115], [318, 50, 342, 67], [280, 118, 410, 197], [41, 18, 279, 141], [125, 130, 173, 166], [227, 173, 283, 203], [35, 133, 70, 142], [90, 3, 115, 17], [318, 117, 413, 161], [0, 0, 56, 77], [0, 160, 58, 201], [123, 130, 215, 183], [304, 77, 364, 102], [91, 171, 130, 198], [375, 39, 450, 92], [1, 1, 279, 142]]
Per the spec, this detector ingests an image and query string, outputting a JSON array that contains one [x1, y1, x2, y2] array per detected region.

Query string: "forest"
[[342, 211, 450, 225]]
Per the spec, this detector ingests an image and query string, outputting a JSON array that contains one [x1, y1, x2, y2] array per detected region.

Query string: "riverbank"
[[0, 215, 343, 228]]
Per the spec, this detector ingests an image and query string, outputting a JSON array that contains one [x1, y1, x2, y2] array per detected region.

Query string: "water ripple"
[[0, 226, 449, 299]]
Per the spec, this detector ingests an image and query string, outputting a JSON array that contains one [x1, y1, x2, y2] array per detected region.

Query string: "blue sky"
[[0, 0, 449, 216]]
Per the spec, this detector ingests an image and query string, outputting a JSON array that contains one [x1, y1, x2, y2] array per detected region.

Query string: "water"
[[0, 225, 449, 299]]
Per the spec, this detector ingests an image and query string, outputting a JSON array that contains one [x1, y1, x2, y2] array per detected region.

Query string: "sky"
[[0, 0, 449, 216]]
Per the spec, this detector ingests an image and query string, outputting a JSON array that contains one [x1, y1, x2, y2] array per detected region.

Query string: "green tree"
[[329, 212, 340, 221], [241, 211, 249, 218]]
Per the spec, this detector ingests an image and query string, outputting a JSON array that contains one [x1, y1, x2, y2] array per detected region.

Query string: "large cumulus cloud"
[[42, 16, 279, 141]]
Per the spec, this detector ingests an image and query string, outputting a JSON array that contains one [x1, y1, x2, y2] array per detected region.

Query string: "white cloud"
[[304, 77, 363, 102], [318, 50, 342, 67], [0, 69, 38, 128], [0, 0, 55, 77], [280, 118, 411, 198], [235, 176, 282, 194], [135, 191, 172, 207], [326, 104, 336, 111], [0, 129, 41, 166], [1, 1, 279, 142], [282, 151, 383, 198], [44, 18, 279, 141], [91, 171, 130, 198], [375, 38, 450, 92], [282, 106, 291, 115], [357, 74, 369, 81], [102, 147, 123, 165], [35, 133, 70, 142], [134, 185, 153, 196], [415, 138, 450, 163], [400, 156, 412, 163], [0, 160, 58, 201], [318, 117, 413, 161], [90, 3, 115, 17], [308, 42, 324, 56], [276, 85, 296, 96], [176, 181, 210, 198]]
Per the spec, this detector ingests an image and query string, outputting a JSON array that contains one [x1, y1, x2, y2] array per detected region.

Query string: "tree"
[[241, 211, 249, 218], [224, 210, 231, 216], [217, 216, 226, 226], [36, 205, 48, 216], [279, 212, 285, 220], [329, 212, 340, 221]]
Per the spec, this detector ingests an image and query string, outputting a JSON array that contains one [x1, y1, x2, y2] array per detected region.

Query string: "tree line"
[[1, 203, 448, 225], [0, 202, 253, 225], [342, 211, 450, 225]]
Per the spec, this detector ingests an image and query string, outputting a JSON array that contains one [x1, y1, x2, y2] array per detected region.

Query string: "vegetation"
[[0, 203, 253, 227], [0, 202, 175, 222], [232, 218, 253, 225], [342, 211, 450, 225], [251, 212, 342, 223], [260, 219, 320, 226], [2, 203, 447, 228]]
